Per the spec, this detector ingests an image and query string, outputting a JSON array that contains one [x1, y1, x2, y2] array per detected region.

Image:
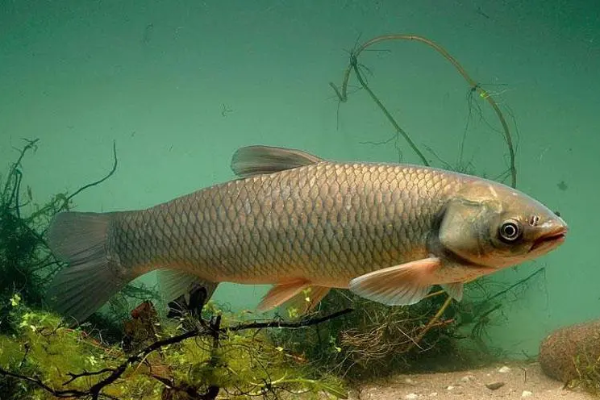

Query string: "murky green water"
[[0, 1, 598, 398]]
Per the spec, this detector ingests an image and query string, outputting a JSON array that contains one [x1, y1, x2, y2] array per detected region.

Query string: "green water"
[[0, 0, 598, 392]]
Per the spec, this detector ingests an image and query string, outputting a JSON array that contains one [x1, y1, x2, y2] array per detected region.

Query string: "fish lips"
[[529, 227, 568, 253]]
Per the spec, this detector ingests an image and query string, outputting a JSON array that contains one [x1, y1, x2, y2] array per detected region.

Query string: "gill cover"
[[438, 196, 499, 265]]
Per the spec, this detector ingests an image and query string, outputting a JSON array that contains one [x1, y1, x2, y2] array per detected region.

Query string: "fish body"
[[46, 146, 568, 322]]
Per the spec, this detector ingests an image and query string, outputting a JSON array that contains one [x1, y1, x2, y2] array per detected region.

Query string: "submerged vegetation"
[[1, 295, 348, 399], [0, 139, 155, 338], [570, 351, 600, 396], [271, 269, 544, 382], [271, 288, 458, 382], [330, 34, 518, 187], [0, 139, 65, 331], [0, 33, 539, 399]]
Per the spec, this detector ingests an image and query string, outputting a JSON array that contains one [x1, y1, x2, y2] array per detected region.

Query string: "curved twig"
[[331, 34, 517, 188], [65, 141, 118, 204]]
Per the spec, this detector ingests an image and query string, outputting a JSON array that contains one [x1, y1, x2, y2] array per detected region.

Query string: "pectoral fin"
[[257, 279, 311, 312], [349, 257, 441, 306]]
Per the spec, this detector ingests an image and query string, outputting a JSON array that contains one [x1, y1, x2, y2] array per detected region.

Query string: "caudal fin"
[[46, 211, 129, 324]]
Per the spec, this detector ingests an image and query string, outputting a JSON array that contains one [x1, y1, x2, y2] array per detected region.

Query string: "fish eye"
[[499, 219, 522, 243]]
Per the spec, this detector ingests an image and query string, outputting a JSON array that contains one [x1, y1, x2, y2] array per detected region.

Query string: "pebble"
[[460, 375, 475, 383], [429, 393, 438, 397], [522, 390, 533, 397], [404, 394, 419, 400], [446, 385, 455, 391], [485, 381, 505, 390], [498, 366, 511, 373], [405, 378, 417, 385]]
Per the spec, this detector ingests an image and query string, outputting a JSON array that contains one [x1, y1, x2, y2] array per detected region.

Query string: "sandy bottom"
[[347, 361, 593, 400]]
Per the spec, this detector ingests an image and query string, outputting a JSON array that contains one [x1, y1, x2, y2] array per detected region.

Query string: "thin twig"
[[0, 367, 117, 399], [407, 295, 453, 352], [350, 55, 428, 165], [481, 267, 544, 307], [226, 308, 353, 333], [65, 141, 118, 204]]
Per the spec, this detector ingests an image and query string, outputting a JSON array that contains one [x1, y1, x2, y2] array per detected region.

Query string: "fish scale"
[[108, 162, 454, 286], [46, 145, 567, 323]]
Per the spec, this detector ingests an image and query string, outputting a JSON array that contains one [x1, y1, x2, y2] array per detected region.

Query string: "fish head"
[[438, 181, 568, 269]]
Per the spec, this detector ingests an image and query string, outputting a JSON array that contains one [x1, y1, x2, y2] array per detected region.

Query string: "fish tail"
[[45, 211, 131, 324]]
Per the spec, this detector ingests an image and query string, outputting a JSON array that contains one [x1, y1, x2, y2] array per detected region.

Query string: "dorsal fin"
[[231, 145, 323, 178]]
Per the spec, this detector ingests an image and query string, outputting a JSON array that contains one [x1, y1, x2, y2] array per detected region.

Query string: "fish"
[[45, 145, 568, 323]]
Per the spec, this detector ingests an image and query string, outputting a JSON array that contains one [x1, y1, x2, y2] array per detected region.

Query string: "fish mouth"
[[530, 227, 568, 252]]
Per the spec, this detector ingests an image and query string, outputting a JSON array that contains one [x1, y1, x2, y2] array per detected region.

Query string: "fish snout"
[[529, 218, 568, 253]]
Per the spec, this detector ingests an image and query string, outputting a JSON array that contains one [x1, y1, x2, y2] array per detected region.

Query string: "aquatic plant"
[[0, 139, 158, 337], [569, 351, 600, 396], [270, 288, 457, 381], [452, 267, 546, 356], [330, 34, 517, 188], [270, 267, 545, 382], [0, 294, 349, 399], [0, 139, 69, 332]]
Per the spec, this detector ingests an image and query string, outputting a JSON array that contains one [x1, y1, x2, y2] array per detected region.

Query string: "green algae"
[[568, 342, 600, 397], [0, 299, 347, 399]]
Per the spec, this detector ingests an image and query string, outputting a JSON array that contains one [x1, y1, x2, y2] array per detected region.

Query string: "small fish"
[[46, 146, 568, 322]]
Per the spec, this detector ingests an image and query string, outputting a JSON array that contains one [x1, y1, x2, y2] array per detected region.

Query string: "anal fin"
[[349, 257, 441, 306]]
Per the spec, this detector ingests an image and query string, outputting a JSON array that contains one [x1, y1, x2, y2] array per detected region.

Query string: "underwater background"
[[0, 0, 598, 390]]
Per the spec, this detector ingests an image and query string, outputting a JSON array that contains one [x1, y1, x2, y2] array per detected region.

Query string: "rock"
[[460, 375, 475, 383], [485, 382, 505, 390], [404, 394, 419, 400], [521, 390, 533, 397], [539, 319, 600, 383], [498, 366, 511, 373]]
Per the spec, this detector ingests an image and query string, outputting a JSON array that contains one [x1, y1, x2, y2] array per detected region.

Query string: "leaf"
[[320, 382, 348, 399]]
